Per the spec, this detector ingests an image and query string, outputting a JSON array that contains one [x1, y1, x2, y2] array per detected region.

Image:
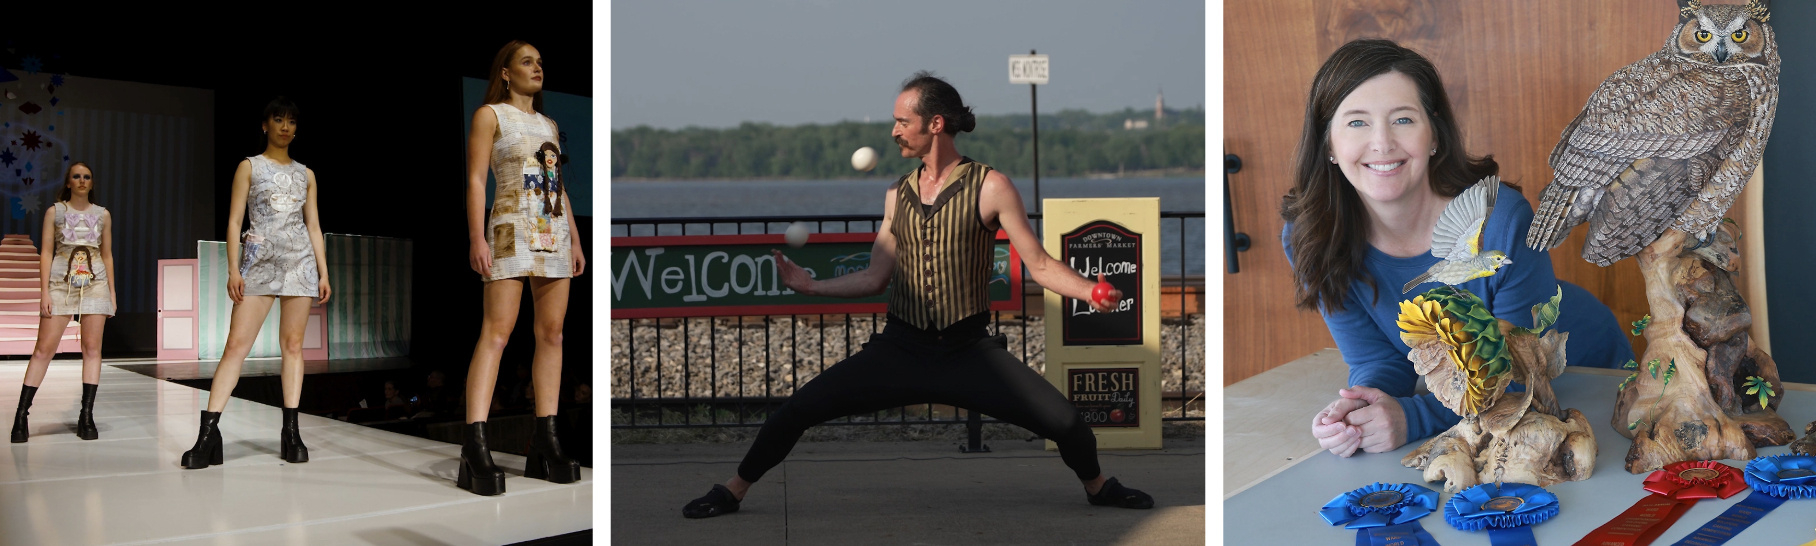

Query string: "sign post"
[[1009, 52, 1048, 214], [1042, 198, 1162, 450]]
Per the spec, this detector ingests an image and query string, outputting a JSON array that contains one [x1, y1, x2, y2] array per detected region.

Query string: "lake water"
[[611, 177, 1206, 275]]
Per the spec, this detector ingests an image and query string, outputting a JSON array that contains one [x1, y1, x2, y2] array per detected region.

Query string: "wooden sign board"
[[1043, 198, 1162, 450]]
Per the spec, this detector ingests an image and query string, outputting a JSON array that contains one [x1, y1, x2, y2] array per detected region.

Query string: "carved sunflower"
[[1396, 288, 1510, 416]]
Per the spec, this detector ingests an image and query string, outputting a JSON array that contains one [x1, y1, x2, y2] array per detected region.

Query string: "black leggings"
[[736, 314, 1101, 483]]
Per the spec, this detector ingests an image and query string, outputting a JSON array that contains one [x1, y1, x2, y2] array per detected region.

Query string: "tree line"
[[612, 107, 1205, 180]]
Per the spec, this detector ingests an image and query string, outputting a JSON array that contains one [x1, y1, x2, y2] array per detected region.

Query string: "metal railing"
[[609, 213, 1205, 432]]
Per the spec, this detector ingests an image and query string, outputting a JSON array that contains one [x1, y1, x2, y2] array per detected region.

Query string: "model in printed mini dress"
[[9, 162, 116, 443], [180, 97, 332, 469], [456, 40, 585, 496]]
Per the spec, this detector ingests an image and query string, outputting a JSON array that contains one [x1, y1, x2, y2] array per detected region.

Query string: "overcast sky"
[[610, 0, 1205, 130]]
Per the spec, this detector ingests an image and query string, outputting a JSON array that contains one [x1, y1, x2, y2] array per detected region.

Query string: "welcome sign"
[[610, 232, 1021, 318]]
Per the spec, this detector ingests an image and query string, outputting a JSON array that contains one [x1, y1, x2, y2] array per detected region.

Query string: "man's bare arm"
[[772, 187, 900, 298], [979, 172, 1119, 312]]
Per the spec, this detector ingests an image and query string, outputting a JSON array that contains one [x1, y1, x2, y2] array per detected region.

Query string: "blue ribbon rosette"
[[1320, 482, 1442, 546], [1670, 454, 1816, 546], [1443, 483, 1558, 545]]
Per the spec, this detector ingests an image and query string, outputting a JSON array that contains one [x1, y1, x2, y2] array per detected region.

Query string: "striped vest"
[[888, 158, 996, 330]]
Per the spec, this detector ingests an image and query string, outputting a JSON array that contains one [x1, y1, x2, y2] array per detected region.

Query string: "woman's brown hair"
[[1278, 39, 1498, 312], [484, 40, 545, 113]]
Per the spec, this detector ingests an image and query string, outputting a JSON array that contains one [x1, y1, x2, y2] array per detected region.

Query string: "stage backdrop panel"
[[460, 77, 592, 216], [0, 67, 214, 318], [324, 234, 412, 359], [187, 234, 410, 360]]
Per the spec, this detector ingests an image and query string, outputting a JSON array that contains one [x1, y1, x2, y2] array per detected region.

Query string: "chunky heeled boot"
[[525, 415, 581, 484], [76, 383, 98, 441], [10, 384, 35, 443], [181, 411, 224, 469], [280, 407, 309, 463], [457, 421, 506, 496]]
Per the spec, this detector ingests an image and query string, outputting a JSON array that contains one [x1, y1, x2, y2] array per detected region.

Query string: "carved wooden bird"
[[1403, 176, 1512, 294], [1526, 0, 1778, 266]]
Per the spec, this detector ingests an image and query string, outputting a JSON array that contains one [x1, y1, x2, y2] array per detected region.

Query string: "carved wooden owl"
[[1526, 0, 1778, 266]]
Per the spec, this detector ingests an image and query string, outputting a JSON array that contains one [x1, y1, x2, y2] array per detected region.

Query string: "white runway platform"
[[0, 360, 592, 545]]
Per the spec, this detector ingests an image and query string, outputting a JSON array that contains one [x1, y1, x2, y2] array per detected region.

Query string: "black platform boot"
[[280, 408, 309, 463], [525, 415, 581, 484], [76, 383, 98, 441], [181, 411, 224, 469], [10, 384, 35, 443], [457, 421, 506, 496]]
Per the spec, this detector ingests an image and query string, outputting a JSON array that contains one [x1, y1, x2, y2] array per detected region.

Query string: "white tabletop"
[[1225, 355, 1816, 543]]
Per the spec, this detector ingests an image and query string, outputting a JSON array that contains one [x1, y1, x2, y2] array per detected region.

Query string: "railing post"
[[959, 410, 991, 453]]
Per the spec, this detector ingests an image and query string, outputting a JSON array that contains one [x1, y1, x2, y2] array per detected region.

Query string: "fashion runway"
[[0, 359, 591, 545]]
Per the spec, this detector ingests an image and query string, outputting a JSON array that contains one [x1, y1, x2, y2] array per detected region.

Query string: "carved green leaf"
[[1744, 376, 1776, 408], [1631, 314, 1652, 337], [1445, 301, 1472, 320], [1528, 286, 1562, 334], [1663, 360, 1677, 387], [1618, 373, 1637, 392], [1622, 359, 1638, 370], [1647, 359, 1660, 379]]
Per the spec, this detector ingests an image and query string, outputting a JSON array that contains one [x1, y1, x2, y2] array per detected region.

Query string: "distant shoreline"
[[612, 167, 1207, 183]]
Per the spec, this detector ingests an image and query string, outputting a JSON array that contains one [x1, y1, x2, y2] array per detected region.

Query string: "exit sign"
[[1009, 54, 1049, 85]]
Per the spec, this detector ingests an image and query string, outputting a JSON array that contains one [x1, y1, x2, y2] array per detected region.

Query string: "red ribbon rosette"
[[1574, 461, 1747, 546], [1640, 461, 1748, 500]]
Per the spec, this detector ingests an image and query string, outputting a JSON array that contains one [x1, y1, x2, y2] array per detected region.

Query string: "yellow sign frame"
[[1042, 198, 1162, 450]]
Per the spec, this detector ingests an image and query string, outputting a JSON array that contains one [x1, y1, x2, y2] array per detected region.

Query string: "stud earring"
[[1328, 156, 1336, 163], [1430, 148, 1437, 156]]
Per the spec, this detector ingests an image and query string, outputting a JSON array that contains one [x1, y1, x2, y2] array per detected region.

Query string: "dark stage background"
[[6, 12, 594, 430]]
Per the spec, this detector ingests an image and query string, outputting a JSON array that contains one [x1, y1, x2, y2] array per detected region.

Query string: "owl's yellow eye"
[[1732, 31, 1749, 43], [1694, 30, 1712, 43]]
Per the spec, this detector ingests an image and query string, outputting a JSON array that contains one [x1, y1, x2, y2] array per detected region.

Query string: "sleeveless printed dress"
[[484, 103, 571, 281], [239, 155, 320, 297], [47, 202, 114, 317]]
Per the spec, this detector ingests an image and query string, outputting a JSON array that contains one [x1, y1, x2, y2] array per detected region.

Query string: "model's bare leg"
[[77, 315, 105, 385], [465, 279, 523, 423], [20, 314, 75, 388], [184, 295, 274, 468], [276, 296, 312, 408], [522, 277, 580, 483], [73, 314, 108, 440], [527, 277, 568, 418], [206, 295, 277, 413], [11, 314, 74, 442], [275, 296, 313, 463]]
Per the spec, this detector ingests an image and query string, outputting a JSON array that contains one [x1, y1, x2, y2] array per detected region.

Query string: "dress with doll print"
[[239, 154, 320, 297], [47, 202, 114, 317], [484, 103, 571, 281]]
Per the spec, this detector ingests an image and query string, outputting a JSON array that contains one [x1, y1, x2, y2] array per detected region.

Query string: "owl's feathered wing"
[[1527, 50, 1778, 266]]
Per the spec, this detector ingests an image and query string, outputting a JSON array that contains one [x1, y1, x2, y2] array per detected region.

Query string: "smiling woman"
[[1277, 39, 1634, 460]]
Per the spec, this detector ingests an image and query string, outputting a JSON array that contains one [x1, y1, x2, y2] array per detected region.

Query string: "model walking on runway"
[[180, 97, 332, 469], [457, 40, 585, 496], [10, 162, 115, 443]]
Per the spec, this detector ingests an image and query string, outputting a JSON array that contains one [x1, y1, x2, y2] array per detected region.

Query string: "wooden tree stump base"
[[1612, 228, 1792, 474], [1402, 321, 1595, 493], [1791, 421, 1816, 455]]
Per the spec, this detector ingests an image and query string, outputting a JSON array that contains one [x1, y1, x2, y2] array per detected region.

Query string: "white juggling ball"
[[852, 146, 878, 172], [785, 222, 810, 248]]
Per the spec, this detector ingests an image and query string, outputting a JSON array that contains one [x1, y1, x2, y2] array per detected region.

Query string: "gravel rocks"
[[609, 314, 1205, 418]]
